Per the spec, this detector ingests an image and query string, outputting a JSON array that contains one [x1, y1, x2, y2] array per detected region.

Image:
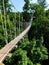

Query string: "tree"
[[37, 0, 46, 7], [45, 9, 49, 19], [0, 0, 12, 44], [23, 38, 48, 64], [4, 48, 34, 65], [28, 4, 46, 41], [23, 0, 31, 22], [28, 4, 49, 53], [28, 4, 48, 65], [43, 9, 49, 52], [0, 0, 12, 14], [4, 35, 48, 65]]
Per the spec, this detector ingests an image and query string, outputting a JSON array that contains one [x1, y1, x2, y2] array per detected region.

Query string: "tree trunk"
[[3, 0, 8, 44]]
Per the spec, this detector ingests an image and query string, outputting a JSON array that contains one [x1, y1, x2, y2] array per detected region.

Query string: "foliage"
[[23, 38, 48, 64], [23, 0, 31, 22], [37, 0, 46, 7], [23, 0, 30, 12], [28, 4, 49, 40], [0, 11, 24, 48], [4, 48, 34, 65], [0, 0, 12, 14], [28, 3, 49, 65], [45, 9, 49, 19], [0, 0, 49, 65], [28, 4, 49, 53], [4, 36, 48, 65]]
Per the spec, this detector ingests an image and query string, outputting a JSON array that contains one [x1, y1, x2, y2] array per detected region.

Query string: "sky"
[[10, 0, 49, 12]]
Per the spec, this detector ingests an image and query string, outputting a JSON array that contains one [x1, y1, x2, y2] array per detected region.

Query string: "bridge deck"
[[0, 21, 32, 63]]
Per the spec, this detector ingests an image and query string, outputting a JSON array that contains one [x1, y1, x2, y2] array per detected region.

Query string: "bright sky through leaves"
[[10, 0, 49, 12]]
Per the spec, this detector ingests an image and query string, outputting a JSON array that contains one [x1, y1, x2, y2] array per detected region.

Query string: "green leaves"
[[37, 0, 46, 7], [23, 0, 31, 22], [23, 0, 30, 11], [0, 0, 12, 14], [4, 48, 28, 65]]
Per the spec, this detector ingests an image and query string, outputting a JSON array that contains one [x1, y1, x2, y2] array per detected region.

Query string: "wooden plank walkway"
[[0, 19, 32, 63]]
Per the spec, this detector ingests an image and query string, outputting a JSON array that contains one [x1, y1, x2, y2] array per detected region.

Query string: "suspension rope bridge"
[[0, 18, 33, 65], [0, 0, 34, 65]]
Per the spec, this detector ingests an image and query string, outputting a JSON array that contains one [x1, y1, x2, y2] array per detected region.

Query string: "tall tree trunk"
[[7, 15, 12, 41], [3, 0, 8, 44], [14, 12, 16, 38], [13, 18, 16, 38], [19, 13, 20, 34]]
